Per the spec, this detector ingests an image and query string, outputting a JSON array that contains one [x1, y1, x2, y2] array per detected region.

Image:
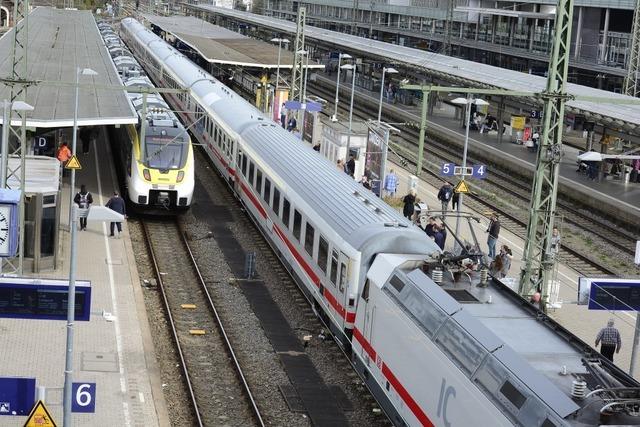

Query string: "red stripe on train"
[[354, 327, 434, 427]]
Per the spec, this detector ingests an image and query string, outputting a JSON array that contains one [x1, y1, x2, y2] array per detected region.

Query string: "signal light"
[[143, 169, 151, 181], [177, 171, 184, 183]]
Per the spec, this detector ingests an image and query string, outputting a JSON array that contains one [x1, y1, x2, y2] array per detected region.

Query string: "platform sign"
[[578, 277, 640, 310], [0, 377, 36, 416], [472, 164, 487, 179], [440, 163, 455, 177], [0, 277, 91, 321], [72, 383, 96, 413]]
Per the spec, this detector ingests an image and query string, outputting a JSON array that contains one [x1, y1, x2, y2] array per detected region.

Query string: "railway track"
[[141, 218, 265, 427], [309, 78, 637, 277]]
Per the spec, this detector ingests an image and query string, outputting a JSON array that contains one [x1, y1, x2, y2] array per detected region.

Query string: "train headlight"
[[143, 169, 151, 181], [176, 170, 185, 183]]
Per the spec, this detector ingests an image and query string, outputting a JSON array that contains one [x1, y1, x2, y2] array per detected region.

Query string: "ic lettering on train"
[[437, 378, 455, 427]]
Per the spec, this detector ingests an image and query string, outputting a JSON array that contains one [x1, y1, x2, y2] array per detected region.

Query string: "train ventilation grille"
[[444, 289, 480, 303]]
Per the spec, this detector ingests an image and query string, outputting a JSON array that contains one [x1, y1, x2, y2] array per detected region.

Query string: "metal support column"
[[624, 0, 640, 96], [290, 6, 306, 103], [497, 96, 505, 143], [443, 0, 455, 55], [518, 0, 574, 303], [416, 89, 429, 175]]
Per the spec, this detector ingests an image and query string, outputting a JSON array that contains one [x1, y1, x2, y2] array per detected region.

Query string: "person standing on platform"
[[499, 245, 513, 278], [73, 185, 93, 231], [106, 191, 126, 238], [287, 115, 297, 132], [383, 169, 398, 198], [451, 191, 460, 211], [486, 213, 500, 259], [595, 319, 622, 362], [346, 154, 356, 178], [424, 217, 436, 238], [434, 224, 447, 250], [437, 182, 453, 214], [402, 189, 416, 221], [549, 226, 561, 259], [280, 103, 287, 129], [56, 141, 72, 177]]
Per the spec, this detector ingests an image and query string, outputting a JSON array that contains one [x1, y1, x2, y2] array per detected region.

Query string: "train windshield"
[[144, 137, 188, 170]]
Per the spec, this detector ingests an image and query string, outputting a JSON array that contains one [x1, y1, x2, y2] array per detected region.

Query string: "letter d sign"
[[37, 137, 47, 148], [72, 382, 96, 413]]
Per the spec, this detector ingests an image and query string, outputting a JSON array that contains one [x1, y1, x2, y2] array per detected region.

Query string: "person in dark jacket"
[[345, 154, 356, 178], [437, 182, 453, 214], [486, 213, 500, 258], [424, 217, 436, 238], [73, 184, 93, 231], [106, 191, 126, 237], [434, 224, 447, 250], [402, 189, 417, 220], [451, 191, 460, 211]]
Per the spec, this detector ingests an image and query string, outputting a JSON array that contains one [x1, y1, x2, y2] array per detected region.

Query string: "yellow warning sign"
[[454, 180, 470, 194], [65, 155, 82, 170], [23, 401, 57, 427]]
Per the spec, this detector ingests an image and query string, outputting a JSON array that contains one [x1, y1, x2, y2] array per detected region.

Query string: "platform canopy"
[[189, 5, 640, 133], [0, 7, 137, 128], [142, 14, 324, 70]]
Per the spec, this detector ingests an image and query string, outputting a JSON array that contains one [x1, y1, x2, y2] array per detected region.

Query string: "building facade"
[[263, 0, 635, 92]]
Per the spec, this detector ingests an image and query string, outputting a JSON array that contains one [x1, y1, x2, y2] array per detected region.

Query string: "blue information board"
[[0, 377, 36, 416], [440, 163, 455, 176], [471, 164, 488, 179], [0, 278, 91, 321], [587, 279, 640, 311]]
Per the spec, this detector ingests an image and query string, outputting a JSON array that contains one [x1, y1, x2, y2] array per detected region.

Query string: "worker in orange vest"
[[56, 142, 72, 163]]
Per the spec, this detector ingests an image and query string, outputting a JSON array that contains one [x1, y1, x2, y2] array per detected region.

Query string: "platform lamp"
[[450, 95, 489, 245], [377, 67, 398, 122], [69, 67, 98, 226], [340, 63, 357, 165], [270, 38, 289, 99], [332, 53, 352, 122]]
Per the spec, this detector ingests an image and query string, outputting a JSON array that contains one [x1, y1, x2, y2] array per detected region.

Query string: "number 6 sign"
[[72, 383, 96, 413]]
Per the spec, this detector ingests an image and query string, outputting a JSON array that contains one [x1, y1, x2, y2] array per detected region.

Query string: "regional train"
[[98, 21, 194, 213], [120, 18, 640, 426]]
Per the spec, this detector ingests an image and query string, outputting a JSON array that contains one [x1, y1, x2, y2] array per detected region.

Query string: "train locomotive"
[[98, 21, 194, 213], [121, 17, 640, 427]]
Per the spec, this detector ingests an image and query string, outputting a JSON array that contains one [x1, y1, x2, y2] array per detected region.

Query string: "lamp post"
[[377, 67, 398, 122], [341, 63, 357, 166], [332, 53, 352, 122], [451, 95, 489, 243], [69, 68, 98, 226], [270, 37, 289, 100]]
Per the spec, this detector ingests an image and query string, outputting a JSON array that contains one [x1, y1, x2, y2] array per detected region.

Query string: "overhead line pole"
[[624, 0, 640, 96], [518, 0, 574, 303]]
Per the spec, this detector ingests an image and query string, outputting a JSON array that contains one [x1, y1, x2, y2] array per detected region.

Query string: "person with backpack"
[[73, 184, 93, 231], [437, 182, 453, 214]]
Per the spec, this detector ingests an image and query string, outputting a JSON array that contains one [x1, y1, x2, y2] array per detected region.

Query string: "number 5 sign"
[[72, 383, 96, 413]]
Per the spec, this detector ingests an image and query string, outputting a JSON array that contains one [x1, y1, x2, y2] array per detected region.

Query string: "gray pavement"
[[0, 129, 169, 426]]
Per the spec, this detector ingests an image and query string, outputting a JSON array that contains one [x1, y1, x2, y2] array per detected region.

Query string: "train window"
[[330, 250, 338, 285], [249, 162, 255, 184], [282, 198, 291, 229], [242, 155, 248, 177], [500, 381, 527, 410], [318, 236, 328, 273], [273, 188, 281, 216], [305, 223, 315, 257], [361, 279, 370, 301], [263, 178, 271, 205], [256, 170, 263, 194], [293, 210, 302, 241], [339, 262, 347, 292], [214, 126, 218, 144], [237, 151, 243, 171]]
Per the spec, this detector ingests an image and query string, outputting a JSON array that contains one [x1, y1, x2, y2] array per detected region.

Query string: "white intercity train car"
[[121, 17, 640, 427]]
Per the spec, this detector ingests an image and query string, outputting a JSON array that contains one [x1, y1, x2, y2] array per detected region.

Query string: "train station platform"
[[377, 159, 640, 378], [0, 128, 168, 426], [313, 72, 640, 226]]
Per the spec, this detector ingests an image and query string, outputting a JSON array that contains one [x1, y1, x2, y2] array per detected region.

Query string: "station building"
[[263, 0, 635, 92]]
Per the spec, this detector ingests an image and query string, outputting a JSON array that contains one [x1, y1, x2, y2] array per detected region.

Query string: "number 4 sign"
[[472, 165, 488, 179], [72, 383, 96, 413]]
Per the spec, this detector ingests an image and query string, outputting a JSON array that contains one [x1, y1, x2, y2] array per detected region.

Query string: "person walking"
[[73, 185, 93, 231], [56, 141, 72, 177], [106, 191, 126, 238], [486, 213, 500, 259], [402, 188, 417, 220], [451, 191, 460, 211], [595, 319, 622, 362], [345, 154, 356, 178], [437, 182, 453, 214], [383, 169, 398, 198]]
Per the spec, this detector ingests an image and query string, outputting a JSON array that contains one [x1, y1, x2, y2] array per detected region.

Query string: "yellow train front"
[[111, 102, 194, 214]]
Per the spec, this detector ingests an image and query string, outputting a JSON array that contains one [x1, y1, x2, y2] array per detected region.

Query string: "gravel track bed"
[[128, 219, 196, 426], [143, 219, 256, 425], [183, 149, 392, 426]]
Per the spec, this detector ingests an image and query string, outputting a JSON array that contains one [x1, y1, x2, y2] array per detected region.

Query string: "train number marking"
[[437, 378, 456, 427]]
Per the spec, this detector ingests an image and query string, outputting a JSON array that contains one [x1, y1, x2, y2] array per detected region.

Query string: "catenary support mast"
[[518, 0, 574, 302], [624, 0, 640, 96], [290, 5, 306, 103]]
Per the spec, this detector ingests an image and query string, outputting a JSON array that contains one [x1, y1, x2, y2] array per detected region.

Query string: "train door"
[[361, 279, 375, 367], [337, 252, 350, 325]]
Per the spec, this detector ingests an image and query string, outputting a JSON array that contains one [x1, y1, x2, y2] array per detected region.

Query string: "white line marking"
[[94, 144, 132, 427], [139, 392, 145, 403]]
